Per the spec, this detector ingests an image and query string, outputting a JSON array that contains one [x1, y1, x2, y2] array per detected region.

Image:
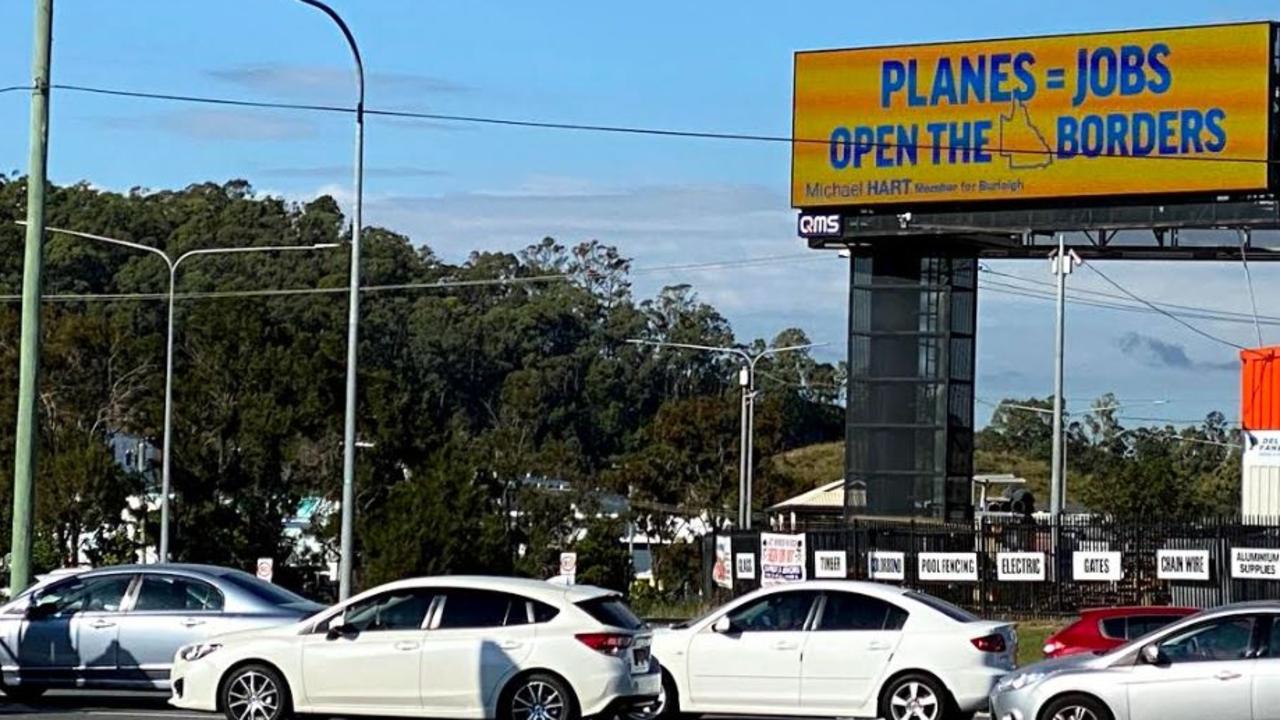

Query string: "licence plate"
[[632, 637, 652, 673]]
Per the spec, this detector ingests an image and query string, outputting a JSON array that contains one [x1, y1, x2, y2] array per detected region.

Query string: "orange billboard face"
[[792, 23, 1274, 208]]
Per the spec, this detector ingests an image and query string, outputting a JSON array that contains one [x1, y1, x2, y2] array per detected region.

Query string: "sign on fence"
[[760, 533, 806, 586], [1232, 548, 1280, 579], [1157, 549, 1210, 581], [918, 552, 978, 582], [559, 552, 577, 585], [1073, 551, 1122, 581], [815, 550, 847, 578], [256, 557, 274, 584], [997, 552, 1046, 582], [712, 536, 733, 589], [868, 551, 906, 581], [735, 553, 756, 580]]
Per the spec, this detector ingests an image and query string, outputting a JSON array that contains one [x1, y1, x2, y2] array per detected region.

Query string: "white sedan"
[[648, 580, 1015, 720], [170, 576, 660, 720]]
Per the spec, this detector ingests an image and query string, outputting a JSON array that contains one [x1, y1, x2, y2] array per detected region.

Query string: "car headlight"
[[995, 671, 1046, 693], [179, 643, 222, 662]]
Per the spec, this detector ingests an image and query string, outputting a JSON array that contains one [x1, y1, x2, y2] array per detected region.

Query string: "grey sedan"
[[989, 601, 1280, 720], [0, 564, 323, 700]]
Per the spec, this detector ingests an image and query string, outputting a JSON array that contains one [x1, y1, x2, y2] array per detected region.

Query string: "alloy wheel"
[[1051, 707, 1100, 720], [511, 680, 566, 720], [227, 670, 281, 720], [888, 680, 939, 720]]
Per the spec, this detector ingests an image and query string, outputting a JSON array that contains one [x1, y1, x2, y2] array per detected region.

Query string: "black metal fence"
[[703, 516, 1280, 618]]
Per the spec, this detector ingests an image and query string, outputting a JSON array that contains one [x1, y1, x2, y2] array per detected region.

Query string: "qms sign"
[[792, 23, 1274, 208]]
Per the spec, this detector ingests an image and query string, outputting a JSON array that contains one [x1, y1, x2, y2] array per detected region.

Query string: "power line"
[[1080, 260, 1247, 350], [978, 279, 1280, 328], [0, 252, 826, 304], [48, 82, 1280, 167]]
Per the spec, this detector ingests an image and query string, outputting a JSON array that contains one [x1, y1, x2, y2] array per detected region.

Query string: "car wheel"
[[222, 664, 292, 720], [503, 673, 578, 720], [879, 673, 949, 720], [1, 684, 47, 704], [1041, 694, 1112, 720]]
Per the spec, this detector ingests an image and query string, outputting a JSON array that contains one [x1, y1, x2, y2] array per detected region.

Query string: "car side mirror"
[[325, 622, 357, 640], [1140, 644, 1166, 666], [712, 616, 735, 634], [25, 602, 56, 621]]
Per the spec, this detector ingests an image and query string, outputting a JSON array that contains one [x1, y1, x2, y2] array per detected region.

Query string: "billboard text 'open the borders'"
[[792, 22, 1273, 208]]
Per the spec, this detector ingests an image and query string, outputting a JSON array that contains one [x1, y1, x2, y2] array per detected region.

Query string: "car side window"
[[134, 575, 225, 612], [338, 589, 437, 633], [725, 591, 818, 632], [1099, 617, 1126, 640], [1158, 616, 1255, 663], [817, 592, 908, 631], [1268, 616, 1280, 657], [1129, 615, 1179, 639], [34, 575, 133, 616], [437, 590, 530, 629]]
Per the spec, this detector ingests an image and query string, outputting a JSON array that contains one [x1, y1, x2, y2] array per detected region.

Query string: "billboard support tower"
[[1049, 236, 1079, 518]]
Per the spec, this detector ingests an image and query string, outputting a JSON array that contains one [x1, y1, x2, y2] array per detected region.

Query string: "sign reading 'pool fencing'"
[[703, 516, 1280, 616]]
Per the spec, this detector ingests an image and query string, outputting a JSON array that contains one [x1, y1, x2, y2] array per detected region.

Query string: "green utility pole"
[[10, 0, 54, 594]]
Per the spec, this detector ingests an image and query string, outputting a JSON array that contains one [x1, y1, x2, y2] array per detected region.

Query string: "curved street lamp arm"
[[296, 0, 365, 109], [20, 222, 173, 269], [172, 243, 339, 273], [624, 338, 750, 363]]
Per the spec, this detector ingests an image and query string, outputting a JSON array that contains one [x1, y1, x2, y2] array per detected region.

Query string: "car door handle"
[[181, 618, 206, 628], [395, 641, 421, 651], [499, 640, 523, 650], [868, 641, 892, 651], [90, 619, 116, 629], [1215, 671, 1243, 681], [771, 640, 798, 651]]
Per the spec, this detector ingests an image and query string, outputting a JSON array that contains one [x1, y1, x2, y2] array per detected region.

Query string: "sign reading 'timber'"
[[918, 552, 978, 582]]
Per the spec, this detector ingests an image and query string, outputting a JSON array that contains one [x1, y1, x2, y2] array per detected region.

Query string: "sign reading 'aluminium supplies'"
[[868, 551, 906, 581], [1232, 548, 1280, 579], [997, 552, 1046, 581], [1157, 549, 1210, 581], [792, 22, 1273, 208], [918, 552, 979, 582]]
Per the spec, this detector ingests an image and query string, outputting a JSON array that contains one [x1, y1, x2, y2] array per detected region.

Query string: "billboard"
[[792, 23, 1274, 209]]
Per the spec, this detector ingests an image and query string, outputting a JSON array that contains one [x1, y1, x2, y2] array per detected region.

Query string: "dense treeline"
[[978, 393, 1240, 519], [0, 176, 843, 598]]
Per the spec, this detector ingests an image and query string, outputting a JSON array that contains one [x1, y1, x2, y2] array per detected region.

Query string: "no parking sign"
[[256, 557, 274, 584]]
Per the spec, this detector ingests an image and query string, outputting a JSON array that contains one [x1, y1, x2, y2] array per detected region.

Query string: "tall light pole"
[[26, 224, 337, 561], [10, 0, 55, 597], [626, 339, 826, 529], [296, 0, 365, 602], [1048, 236, 1080, 519]]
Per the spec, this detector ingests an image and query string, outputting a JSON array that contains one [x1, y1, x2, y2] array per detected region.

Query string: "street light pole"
[[626, 339, 827, 529], [1048, 235, 1080, 519], [296, 0, 365, 602], [27, 224, 336, 561]]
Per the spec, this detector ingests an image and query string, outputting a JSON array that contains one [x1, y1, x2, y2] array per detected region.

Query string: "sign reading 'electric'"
[[791, 22, 1274, 208]]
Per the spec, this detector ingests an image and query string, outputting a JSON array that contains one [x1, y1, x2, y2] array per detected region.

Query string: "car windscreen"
[[221, 571, 312, 607], [904, 591, 979, 623], [577, 596, 646, 630]]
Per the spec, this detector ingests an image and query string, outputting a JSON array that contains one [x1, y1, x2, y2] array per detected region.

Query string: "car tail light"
[[576, 633, 634, 656], [971, 633, 1007, 653]]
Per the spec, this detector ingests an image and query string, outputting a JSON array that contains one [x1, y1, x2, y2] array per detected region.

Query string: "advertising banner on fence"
[[713, 536, 734, 589], [918, 552, 979, 582], [815, 550, 847, 578], [1232, 548, 1280, 579], [997, 552, 1046, 581], [869, 551, 906, 580], [792, 22, 1273, 208], [1157, 549, 1210, 581], [735, 553, 756, 580], [1074, 551, 1123, 581], [761, 533, 807, 586]]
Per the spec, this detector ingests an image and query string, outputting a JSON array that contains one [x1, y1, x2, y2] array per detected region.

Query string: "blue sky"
[[2, 0, 1277, 427]]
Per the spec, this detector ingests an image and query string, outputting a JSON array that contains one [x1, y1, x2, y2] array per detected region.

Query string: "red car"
[[1042, 606, 1197, 658]]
